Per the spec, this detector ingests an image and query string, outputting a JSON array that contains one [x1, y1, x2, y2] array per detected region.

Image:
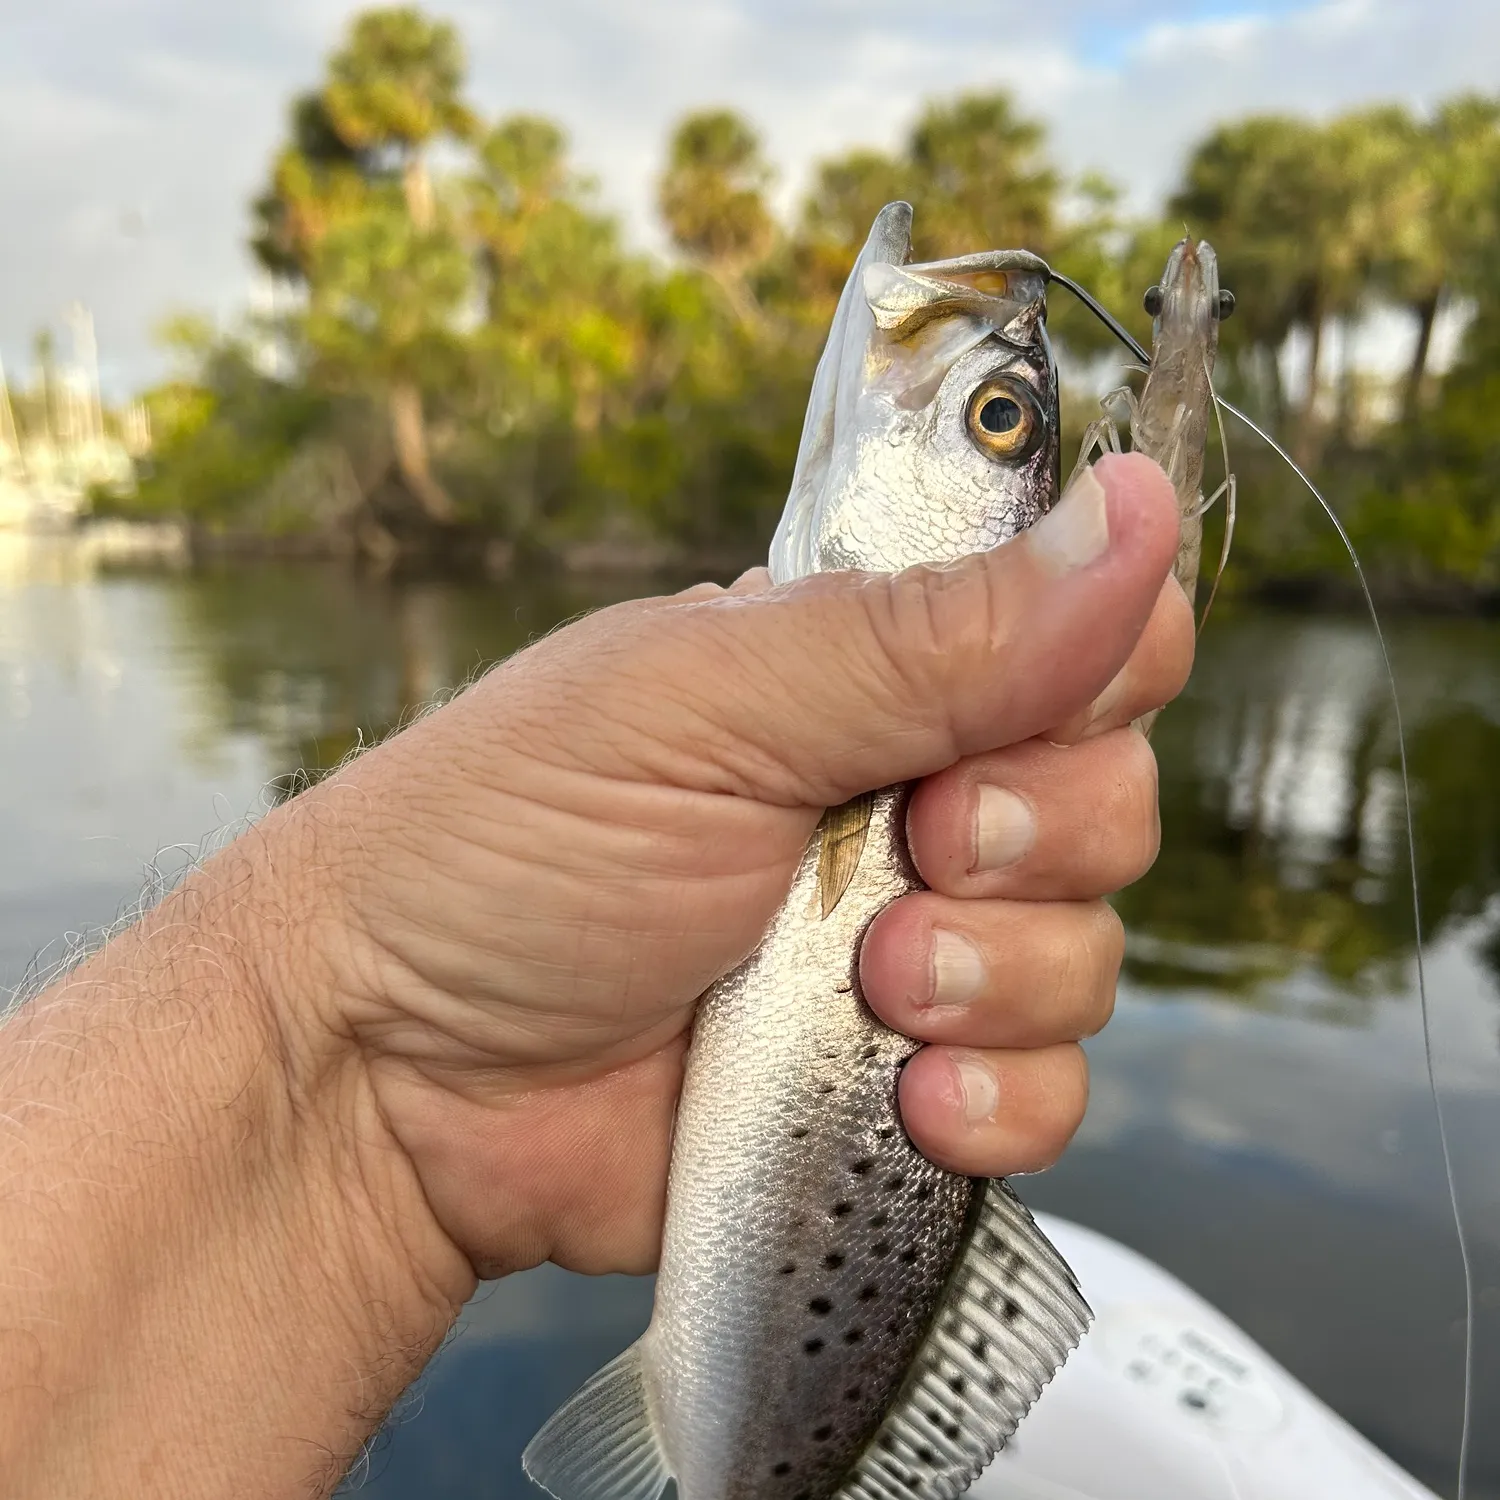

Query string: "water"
[[3, 533, 1500, 1498]]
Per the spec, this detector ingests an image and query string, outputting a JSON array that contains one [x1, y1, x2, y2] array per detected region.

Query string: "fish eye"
[[1143, 285, 1164, 318], [965, 378, 1043, 462]]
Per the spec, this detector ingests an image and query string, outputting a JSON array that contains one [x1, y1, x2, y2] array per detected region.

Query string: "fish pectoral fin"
[[836, 1180, 1091, 1500], [522, 1342, 671, 1500]]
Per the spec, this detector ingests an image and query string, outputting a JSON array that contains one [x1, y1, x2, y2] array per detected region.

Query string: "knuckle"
[[1099, 734, 1160, 886], [863, 558, 1005, 733]]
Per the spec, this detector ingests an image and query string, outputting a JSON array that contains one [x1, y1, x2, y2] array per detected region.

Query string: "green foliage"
[[130, 325, 329, 527], [128, 4, 1500, 591]]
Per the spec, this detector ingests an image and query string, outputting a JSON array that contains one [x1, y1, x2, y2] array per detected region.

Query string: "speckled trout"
[[525, 203, 1092, 1500]]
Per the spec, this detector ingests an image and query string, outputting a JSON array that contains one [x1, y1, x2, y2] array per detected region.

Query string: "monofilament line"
[[1219, 396, 1475, 1500]]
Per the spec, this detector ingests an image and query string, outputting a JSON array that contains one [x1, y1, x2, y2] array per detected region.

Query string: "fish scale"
[[524, 202, 1090, 1500]]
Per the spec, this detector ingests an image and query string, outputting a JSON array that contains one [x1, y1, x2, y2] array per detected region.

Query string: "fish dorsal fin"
[[522, 1342, 670, 1500], [771, 202, 913, 584], [835, 1179, 1091, 1500]]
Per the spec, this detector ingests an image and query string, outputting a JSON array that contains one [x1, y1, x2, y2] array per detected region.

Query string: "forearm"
[[0, 815, 470, 1499]]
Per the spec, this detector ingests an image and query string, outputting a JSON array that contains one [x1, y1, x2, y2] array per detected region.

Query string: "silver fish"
[[524, 203, 1090, 1500]]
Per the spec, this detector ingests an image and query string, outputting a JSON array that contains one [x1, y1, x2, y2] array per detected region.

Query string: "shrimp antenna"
[[1217, 395, 1475, 1500], [1047, 272, 1150, 365]]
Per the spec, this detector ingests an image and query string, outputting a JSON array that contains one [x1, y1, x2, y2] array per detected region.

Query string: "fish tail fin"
[[523, 1341, 671, 1500], [835, 1179, 1091, 1500]]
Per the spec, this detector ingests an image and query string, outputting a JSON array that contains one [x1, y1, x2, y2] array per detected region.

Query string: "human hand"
[[262, 452, 1192, 1301]]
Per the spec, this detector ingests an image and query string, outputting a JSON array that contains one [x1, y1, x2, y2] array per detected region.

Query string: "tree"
[[658, 110, 776, 323], [1171, 116, 1347, 439], [1371, 96, 1500, 417], [905, 92, 1060, 261], [252, 7, 480, 524], [322, 6, 477, 231]]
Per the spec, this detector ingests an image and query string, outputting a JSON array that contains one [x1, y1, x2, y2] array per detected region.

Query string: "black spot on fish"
[[899, 1249, 918, 1265], [817, 1082, 836, 1095], [845, 1385, 863, 1401], [861, 1044, 879, 1059], [970, 1335, 989, 1359], [823, 1048, 840, 1060], [879, 1436, 896, 1453], [869, 1212, 890, 1229], [832, 1202, 853, 1218], [809, 1297, 832, 1316], [948, 1375, 966, 1396], [984, 1230, 1003, 1253], [773, 1463, 791, 1477], [926, 1409, 944, 1426], [804, 1338, 825, 1355], [859, 1284, 880, 1301], [850, 1158, 874, 1176], [987, 1375, 1005, 1396], [914, 1183, 933, 1202], [871, 1241, 891, 1258], [790, 1127, 809, 1140], [876, 1125, 897, 1140], [900, 1472, 919, 1489], [814, 1425, 833, 1442], [1003, 1298, 1022, 1323], [884, 1174, 906, 1193], [945, 1423, 961, 1441], [917, 1447, 935, 1465], [844, 1328, 863, 1344], [780, 1263, 796, 1276], [824, 1252, 845, 1269]]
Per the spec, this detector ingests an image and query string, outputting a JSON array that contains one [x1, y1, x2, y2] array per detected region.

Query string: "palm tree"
[[658, 111, 776, 324]]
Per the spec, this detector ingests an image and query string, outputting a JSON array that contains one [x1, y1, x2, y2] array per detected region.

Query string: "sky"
[[1, 0, 1496, 396]]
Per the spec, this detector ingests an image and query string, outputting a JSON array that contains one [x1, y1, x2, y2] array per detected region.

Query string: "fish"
[[524, 200, 1091, 1500]]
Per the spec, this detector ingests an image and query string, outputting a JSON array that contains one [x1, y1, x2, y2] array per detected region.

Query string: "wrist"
[[0, 799, 470, 1497]]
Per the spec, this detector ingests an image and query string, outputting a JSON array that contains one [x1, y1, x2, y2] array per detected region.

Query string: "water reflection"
[[3, 543, 1499, 1496], [1118, 612, 1500, 1003]]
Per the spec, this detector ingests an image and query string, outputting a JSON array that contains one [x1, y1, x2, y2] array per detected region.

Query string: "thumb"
[[495, 452, 1181, 807]]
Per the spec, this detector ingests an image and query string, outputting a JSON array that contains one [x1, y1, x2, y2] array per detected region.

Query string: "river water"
[[2, 533, 1499, 1499]]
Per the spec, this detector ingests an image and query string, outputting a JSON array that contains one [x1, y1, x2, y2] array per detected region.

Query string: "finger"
[[899, 1043, 1087, 1177], [1046, 573, 1194, 744], [908, 727, 1160, 901], [859, 893, 1121, 1048], [491, 452, 1180, 807]]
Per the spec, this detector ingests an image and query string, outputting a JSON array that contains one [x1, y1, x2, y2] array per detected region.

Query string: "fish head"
[[770, 202, 1059, 582]]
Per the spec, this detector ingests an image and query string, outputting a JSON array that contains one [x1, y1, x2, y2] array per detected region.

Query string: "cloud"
[[0, 0, 1494, 393]]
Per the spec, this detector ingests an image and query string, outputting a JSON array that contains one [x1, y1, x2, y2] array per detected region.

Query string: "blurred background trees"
[[127, 5, 1500, 596]]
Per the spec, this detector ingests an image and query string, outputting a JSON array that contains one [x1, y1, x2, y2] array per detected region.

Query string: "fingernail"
[[973, 786, 1035, 872], [930, 929, 985, 1007], [954, 1052, 1000, 1126], [1028, 465, 1110, 575]]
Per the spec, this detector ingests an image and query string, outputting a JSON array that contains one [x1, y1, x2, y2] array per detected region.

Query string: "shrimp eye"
[[1217, 289, 1236, 320], [1143, 285, 1164, 318], [965, 378, 1043, 461]]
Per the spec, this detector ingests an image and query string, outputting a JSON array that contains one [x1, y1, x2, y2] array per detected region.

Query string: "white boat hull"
[[975, 1215, 1440, 1500]]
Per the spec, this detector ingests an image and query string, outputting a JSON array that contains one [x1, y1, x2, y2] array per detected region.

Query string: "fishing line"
[[1216, 398, 1475, 1500], [1052, 268, 1475, 1500]]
